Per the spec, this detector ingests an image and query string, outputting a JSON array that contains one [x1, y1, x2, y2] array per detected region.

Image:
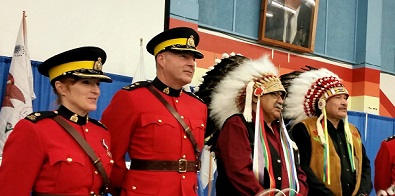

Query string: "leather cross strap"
[[32, 192, 102, 196], [52, 115, 109, 194], [147, 85, 201, 159]]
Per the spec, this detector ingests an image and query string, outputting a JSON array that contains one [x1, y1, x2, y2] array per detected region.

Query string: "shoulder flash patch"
[[123, 80, 151, 91], [25, 111, 58, 123], [184, 90, 205, 104], [89, 118, 108, 130], [385, 135, 395, 142]]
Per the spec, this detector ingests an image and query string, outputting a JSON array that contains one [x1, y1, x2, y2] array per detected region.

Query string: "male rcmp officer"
[[375, 135, 395, 196], [101, 27, 207, 196]]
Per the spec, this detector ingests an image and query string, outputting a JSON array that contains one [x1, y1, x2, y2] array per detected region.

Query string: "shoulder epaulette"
[[25, 111, 58, 123], [184, 90, 205, 104], [385, 135, 395, 142], [89, 118, 108, 130], [122, 80, 151, 91]]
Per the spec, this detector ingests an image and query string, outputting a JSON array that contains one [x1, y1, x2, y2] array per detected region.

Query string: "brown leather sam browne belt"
[[130, 159, 201, 172], [32, 192, 102, 196]]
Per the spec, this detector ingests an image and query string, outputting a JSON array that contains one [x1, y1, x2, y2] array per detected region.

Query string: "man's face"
[[259, 91, 285, 123], [325, 94, 349, 121], [157, 51, 196, 88]]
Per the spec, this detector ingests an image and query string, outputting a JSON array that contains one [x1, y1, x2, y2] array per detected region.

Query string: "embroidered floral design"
[[312, 129, 320, 142]]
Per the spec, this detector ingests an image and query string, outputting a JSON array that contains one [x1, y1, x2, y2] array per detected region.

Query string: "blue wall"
[[192, 0, 395, 73]]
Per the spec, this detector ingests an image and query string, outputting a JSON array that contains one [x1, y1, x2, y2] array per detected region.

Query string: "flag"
[[198, 145, 217, 196], [0, 11, 35, 156], [131, 38, 146, 83]]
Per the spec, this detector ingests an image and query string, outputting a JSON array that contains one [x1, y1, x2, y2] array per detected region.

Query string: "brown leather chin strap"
[[147, 84, 201, 160], [52, 115, 109, 195]]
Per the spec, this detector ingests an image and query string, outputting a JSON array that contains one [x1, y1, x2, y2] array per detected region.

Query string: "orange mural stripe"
[[351, 81, 379, 97], [196, 50, 221, 69], [380, 90, 395, 117], [353, 68, 380, 83], [169, 18, 198, 30], [380, 103, 391, 117], [197, 30, 356, 83]]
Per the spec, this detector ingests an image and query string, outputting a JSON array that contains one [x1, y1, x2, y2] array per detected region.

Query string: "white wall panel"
[[0, 0, 165, 79]]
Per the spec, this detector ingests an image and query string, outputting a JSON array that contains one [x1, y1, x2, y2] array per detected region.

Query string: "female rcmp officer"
[[0, 46, 113, 195]]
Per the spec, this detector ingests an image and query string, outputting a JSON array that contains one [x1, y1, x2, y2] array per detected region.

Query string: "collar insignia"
[[163, 87, 170, 94], [70, 114, 78, 123]]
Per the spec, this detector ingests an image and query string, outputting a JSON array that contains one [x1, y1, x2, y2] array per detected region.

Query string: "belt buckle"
[[178, 158, 187, 173]]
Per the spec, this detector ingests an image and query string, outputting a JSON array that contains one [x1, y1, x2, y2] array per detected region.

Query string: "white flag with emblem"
[[0, 11, 35, 156]]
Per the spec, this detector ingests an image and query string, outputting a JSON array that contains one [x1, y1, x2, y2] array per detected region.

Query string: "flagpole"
[[22, 11, 28, 49], [0, 10, 34, 156], [207, 152, 213, 196], [131, 38, 146, 83]]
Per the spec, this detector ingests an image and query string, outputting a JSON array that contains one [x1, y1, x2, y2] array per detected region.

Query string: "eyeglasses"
[[268, 91, 286, 100]]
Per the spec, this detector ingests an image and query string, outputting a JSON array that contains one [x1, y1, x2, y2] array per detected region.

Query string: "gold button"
[[132, 186, 137, 190], [182, 155, 186, 158], [181, 116, 184, 119], [201, 124, 204, 127], [158, 119, 162, 123], [85, 128, 89, 133], [183, 135, 187, 139], [110, 160, 114, 164], [176, 100, 179, 103], [94, 170, 98, 175], [182, 175, 186, 179], [66, 158, 72, 162], [90, 191, 95, 194]]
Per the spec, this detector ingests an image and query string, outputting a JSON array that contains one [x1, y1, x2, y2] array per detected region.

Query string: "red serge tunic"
[[0, 105, 112, 195], [375, 136, 395, 193], [215, 114, 308, 196], [101, 78, 207, 196]]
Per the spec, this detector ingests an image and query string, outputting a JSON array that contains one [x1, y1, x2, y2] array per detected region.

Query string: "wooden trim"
[[258, 0, 320, 53]]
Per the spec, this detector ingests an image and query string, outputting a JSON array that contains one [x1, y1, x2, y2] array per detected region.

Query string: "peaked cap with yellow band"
[[38, 46, 112, 83], [146, 27, 204, 59]]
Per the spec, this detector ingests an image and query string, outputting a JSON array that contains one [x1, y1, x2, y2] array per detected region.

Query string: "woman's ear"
[[54, 81, 66, 96]]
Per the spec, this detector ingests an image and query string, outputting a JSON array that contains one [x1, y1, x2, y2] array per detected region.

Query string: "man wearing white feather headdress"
[[197, 53, 308, 196], [281, 68, 372, 196]]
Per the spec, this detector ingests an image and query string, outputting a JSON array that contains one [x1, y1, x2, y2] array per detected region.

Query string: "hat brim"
[[169, 47, 204, 59], [72, 72, 113, 83]]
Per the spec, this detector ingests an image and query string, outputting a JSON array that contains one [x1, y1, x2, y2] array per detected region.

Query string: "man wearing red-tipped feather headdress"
[[281, 68, 372, 196]]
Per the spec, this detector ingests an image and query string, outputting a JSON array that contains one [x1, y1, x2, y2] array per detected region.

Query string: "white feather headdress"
[[209, 54, 284, 129], [282, 68, 348, 127]]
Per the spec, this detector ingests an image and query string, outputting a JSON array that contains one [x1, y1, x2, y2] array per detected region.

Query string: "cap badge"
[[163, 87, 170, 95], [187, 35, 195, 48], [93, 57, 103, 71]]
